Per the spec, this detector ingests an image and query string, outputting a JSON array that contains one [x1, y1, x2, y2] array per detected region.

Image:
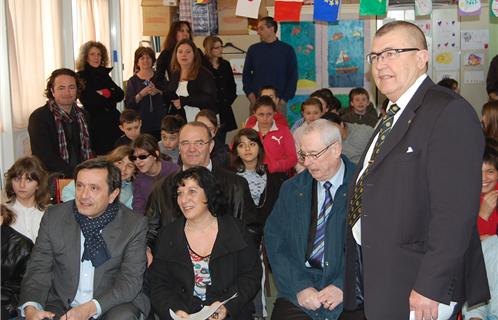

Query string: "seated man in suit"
[[265, 119, 355, 320], [19, 159, 149, 320], [28, 68, 93, 178], [146, 121, 258, 251]]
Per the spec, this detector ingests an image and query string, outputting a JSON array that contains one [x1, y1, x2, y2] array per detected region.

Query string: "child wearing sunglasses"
[[131, 134, 179, 215]]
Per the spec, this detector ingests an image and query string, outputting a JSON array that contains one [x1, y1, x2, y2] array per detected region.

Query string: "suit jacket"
[[145, 166, 259, 250], [343, 77, 490, 319], [148, 215, 262, 320], [265, 156, 355, 320], [19, 201, 150, 317]]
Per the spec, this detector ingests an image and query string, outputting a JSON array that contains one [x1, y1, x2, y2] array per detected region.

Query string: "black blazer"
[[203, 57, 238, 132], [28, 104, 90, 177], [165, 67, 218, 117], [344, 77, 490, 318], [148, 215, 262, 320]]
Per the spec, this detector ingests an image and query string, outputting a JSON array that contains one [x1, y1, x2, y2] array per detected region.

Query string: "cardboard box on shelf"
[[218, 0, 248, 35], [142, 6, 177, 36]]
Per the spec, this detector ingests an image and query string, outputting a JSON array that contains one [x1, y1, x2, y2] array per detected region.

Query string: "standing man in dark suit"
[[344, 21, 490, 320], [19, 159, 149, 319]]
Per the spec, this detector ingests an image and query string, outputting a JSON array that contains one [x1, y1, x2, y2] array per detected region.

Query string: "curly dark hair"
[[172, 166, 225, 218], [44, 68, 84, 100]]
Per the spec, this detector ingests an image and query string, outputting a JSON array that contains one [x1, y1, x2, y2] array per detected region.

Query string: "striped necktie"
[[308, 181, 333, 268], [348, 104, 401, 227]]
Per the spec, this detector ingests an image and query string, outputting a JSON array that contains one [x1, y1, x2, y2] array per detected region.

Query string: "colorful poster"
[[415, 0, 432, 16], [461, 30, 489, 50], [275, 0, 303, 22], [286, 95, 309, 127], [492, 0, 498, 17], [281, 22, 317, 90], [463, 52, 484, 66], [327, 20, 364, 88], [434, 49, 459, 70], [458, 0, 481, 16], [314, 0, 341, 23], [235, 0, 261, 19], [359, 0, 387, 16]]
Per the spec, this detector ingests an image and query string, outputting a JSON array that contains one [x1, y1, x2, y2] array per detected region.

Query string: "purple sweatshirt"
[[132, 159, 179, 215]]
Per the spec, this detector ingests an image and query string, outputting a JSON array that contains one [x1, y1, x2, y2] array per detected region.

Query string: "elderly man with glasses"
[[265, 119, 356, 320], [145, 121, 259, 254], [343, 20, 489, 320]]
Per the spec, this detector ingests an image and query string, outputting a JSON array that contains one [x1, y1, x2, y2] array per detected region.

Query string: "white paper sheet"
[[235, 0, 261, 19], [409, 301, 457, 320], [169, 293, 238, 320]]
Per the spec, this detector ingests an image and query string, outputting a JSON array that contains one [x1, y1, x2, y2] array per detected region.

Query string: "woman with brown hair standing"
[[125, 46, 167, 140], [76, 41, 124, 155], [165, 39, 217, 122], [203, 36, 238, 144]]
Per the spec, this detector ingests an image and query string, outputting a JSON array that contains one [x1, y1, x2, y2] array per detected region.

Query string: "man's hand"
[[175, 310, 189, 319], [146, 247, 153, 267], [209, 302, 227, 320], [297, 287, 322, 311], [409, 290, 438, 320], [61, 300, 97, 320], [317, 285, 343, 310], [479, 190, 498, 221], [24, 306, 55, 320]]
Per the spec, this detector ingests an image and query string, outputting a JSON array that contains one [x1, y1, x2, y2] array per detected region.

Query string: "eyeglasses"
[[179, 139, 212, 149], [297, 142, 335, 162], [366, 48, 420, 64], [129, 154, 151, 161]]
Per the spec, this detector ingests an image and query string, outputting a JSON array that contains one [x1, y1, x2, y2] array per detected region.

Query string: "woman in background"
[[4, 156, 50, 243], [125, 46, 167, 140], [195, 109, 230, 168], [131, 134, 179, 215], [62, 145, 136, 209], [203, 36, 237, 144], [156, 21, 194, 82], [1, 204, 33, 320], [482, 100, 498, 141], [76, 41, 124, 155], [165, 39, 217, 122], [148, 167, 261, 319]]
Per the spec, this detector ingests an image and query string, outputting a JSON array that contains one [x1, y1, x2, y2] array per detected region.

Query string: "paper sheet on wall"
[[169, 293, 238, 320], [434, 49, 459, 70], [235, 0, 261, 19], [461, 29, 489, 50], [409, 301, 457, 320], [415, 0, 432, 16], [463, 51, 485, 66], [464, 70, 485, 84], [435, 71, 459, 83]]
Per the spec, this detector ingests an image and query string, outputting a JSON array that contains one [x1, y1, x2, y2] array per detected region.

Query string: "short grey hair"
[[301, 119, 342, 147]]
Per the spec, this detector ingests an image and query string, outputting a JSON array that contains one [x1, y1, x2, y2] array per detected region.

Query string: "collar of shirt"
[[317, 158, 345, 208], [387, 73, 427, 126], [183, 160, 212, 172], [252, 120, 278, 133]]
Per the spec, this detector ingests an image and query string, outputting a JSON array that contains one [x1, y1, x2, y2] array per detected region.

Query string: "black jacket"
[[148, 215, 262, 320], [1, 225, 33, 318], [254, 170, 287, 227], [165, 67, 218, 118], [77, 65, 124, 155], [28, 103, 90, 177], [203, 57, 238, 132], [145, 166, 259, 250]]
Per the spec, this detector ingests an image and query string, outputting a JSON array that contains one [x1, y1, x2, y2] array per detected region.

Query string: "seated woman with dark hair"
[[1, 204, 34, 320], [148, 167, 262, 320]]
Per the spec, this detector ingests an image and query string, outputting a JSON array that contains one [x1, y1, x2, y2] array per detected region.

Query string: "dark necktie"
[[348, 104, 401, 227], [308, 181, 333, 268]]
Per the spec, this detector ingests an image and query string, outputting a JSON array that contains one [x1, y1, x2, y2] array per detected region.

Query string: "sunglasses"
[[129, 154, 151, 161]]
